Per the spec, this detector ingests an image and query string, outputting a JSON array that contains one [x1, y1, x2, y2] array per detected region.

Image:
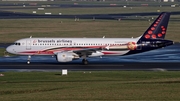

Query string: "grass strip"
[[0, 71, 180, 101]]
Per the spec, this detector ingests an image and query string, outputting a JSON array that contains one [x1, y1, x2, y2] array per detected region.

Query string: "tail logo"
[[127, 42, 137, 50], [33, 40, 37, 44], [143, 14, 168, 39]]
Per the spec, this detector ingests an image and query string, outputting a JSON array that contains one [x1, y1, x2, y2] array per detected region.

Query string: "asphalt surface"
[[0, 3, 177, 8], [0, 62, 179, 71], [1, 10, 180, 20]]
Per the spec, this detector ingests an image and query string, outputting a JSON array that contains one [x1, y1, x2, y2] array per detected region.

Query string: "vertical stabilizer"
[[138, 12, 170, 41]]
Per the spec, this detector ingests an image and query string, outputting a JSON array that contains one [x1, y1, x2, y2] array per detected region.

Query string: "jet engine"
[[89, 51, 104, 57], [56, 52, 79, 62]]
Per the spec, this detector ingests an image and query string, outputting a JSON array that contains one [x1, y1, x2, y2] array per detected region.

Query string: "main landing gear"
[[82, 59, 88, 65], [27, 55, 31, 64], [81, 54, 89, 65]]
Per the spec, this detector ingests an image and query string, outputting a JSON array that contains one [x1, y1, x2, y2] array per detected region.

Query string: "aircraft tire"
[[27, 61, 30, 64], [82, 59, 88, 65]]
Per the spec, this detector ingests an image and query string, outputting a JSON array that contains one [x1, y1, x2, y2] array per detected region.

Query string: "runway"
[[1, 10, 180, 20], [0, 62, 180, 71], [0, 43, 180, 71]]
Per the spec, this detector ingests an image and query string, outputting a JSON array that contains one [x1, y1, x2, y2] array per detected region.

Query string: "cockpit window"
[[14, 42, 21, 45]]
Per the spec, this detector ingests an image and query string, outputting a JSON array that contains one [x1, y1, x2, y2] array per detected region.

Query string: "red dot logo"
[[158, 33, 162, 37], [152, 34, 157, 39], [162, 28, 166, 31], [145, 34, 150, 39], [151, 27, 155, 31], [148, 30, 153, 34], [33, 40, 37, 44], [153, 24, 157, 27], [162, 31, 166, 34], [156, 21, 159, 24]]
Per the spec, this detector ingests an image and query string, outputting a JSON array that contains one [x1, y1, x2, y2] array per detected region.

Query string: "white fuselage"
[[6, 37, 139, 56]]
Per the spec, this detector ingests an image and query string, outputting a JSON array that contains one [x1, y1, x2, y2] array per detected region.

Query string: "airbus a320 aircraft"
[[6, 12, 173, 65]]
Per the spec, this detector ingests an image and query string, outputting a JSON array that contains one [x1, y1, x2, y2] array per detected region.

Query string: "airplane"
[[6, 12, 174, 65]]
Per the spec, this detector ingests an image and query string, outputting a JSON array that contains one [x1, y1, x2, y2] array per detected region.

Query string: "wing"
[[42, 46, 104, 57], [72, 47, 102, 57]]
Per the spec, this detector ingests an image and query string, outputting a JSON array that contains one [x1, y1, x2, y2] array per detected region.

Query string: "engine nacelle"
[[56, 52, 79, 62], [89, 51, 104, 57]]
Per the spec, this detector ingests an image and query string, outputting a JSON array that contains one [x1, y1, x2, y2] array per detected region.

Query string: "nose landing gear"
[[27, 55, 31, 64]]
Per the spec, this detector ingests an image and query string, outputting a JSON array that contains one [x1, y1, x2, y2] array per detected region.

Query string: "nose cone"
[[6, 45, 14, 54]]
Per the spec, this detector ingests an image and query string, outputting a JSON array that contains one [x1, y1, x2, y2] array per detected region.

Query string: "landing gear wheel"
[[82, 59, 88, 65], [27, 60, 30, 64], [27, 55, 31, 64]]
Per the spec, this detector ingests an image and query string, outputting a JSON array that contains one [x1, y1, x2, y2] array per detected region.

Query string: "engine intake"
[[56, 52, 79, 62]]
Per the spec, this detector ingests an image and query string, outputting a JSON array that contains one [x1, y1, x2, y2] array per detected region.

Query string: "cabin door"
[[26, 40, 31, 50]]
